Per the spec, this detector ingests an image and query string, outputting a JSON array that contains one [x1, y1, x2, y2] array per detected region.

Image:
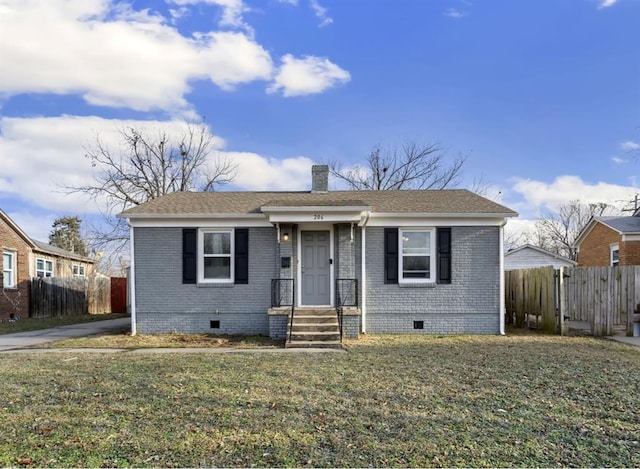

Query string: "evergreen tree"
[[49, 216, 88, 257]]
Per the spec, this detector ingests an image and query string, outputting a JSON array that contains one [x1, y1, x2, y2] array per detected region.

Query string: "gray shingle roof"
[[119, 189, 517, 217], [595, 216, 640, 234], [31, 239, 95, 263]]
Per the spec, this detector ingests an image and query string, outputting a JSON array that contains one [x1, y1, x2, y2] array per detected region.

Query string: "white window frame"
[[198, 229, 234, 284], [399, 227, 436, 283], [3, 250, 16, 289], [73, 264, 86, 277], [35, 257, 54, 278], [610, 244, 619, 267]]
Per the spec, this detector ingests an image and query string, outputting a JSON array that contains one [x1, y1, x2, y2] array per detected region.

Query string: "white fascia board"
[[622, 234, 640, 241], [366, 215, 508, 227], [372, 212, 517, 219], [127, 216, 272, 228], [120, 213, 264, 219], [266, 212, 364, 223], [261, 205, 371, 213]]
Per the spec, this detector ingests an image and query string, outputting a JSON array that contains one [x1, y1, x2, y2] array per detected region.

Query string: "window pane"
[[204, 257, 231, 279], [204, 232, 231, 255], [2, 253, 9, 268], [37, 259, 44, 270], [3, 271, 11, 287], [403, 256, 430, 278], [46, 261, 53, 271], [402, 231, 430, 255]]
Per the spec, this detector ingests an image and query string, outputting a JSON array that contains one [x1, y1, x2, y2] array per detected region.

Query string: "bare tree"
[[531, 200, 618, 260], [329, 141, 466, 190], [67, 121, 236, 260]]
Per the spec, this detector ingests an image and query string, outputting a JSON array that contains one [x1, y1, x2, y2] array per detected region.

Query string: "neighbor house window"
[[199, 229, 234, 282], [3, 251, 16, 288], [399, 228, 436, 282], [73, 265, 86, 277], [36, 258, 54, 278], [611, 244, 619, 267]]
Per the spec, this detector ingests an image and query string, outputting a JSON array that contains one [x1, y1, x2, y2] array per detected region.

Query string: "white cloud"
[[0, 115, 323, 217], [511, 175, 638, 214], [223, 152, 314, 190], [0, 0, 273, 112], [268, 54, 351, 97], [0, 115, 226, 213], [4, 211, 58, 244], [444, 8, 468, 18], [621, 141, 640, 151], [612, 156, 627, 165], [168, 0, 250, 30], [597, 0, 618, 9], [310, 0, 333, 27], [277, 0, 299, 5]]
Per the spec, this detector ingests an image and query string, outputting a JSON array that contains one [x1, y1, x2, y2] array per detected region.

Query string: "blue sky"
[[0, 0, 639, 242]]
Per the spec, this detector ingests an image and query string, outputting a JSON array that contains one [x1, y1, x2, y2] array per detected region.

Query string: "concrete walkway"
[[0, 317, 130, 352], [607, 335, 640, 348]]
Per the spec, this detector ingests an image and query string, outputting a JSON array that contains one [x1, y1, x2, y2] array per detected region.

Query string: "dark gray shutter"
[[384, 228, 398, 284], [437, 227, 451, 284], [234, 229, 249, 284], [183, 228, 197, 284]]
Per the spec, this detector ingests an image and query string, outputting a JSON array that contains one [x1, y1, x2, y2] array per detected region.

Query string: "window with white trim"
[[399, 228, 436, 282], [199, 229, 234, 282], [36, 258, 54, 278], [3, 251, 16, 288], [73, 264, 86, 277], [611, 244, 619, 267]]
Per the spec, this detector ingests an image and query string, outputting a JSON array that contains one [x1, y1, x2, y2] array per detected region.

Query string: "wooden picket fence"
[[505, 266, 640, 336], [30, 276, 112, 318]]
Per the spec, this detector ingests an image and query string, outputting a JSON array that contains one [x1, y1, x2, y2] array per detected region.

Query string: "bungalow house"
[[504, 244, 577, 270], [119, 165, 518, 345], [1, 209, 96, 320], [574, 216, 640, 266]]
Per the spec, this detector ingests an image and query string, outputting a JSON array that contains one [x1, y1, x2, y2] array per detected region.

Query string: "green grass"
[[0, 314, 129, 335], [1, 333, 639, 467]]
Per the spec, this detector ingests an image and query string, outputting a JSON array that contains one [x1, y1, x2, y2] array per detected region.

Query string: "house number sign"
[[313, 214, 324, 220]]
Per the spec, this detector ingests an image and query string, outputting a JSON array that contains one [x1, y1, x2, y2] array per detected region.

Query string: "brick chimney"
[[311, 165, 329, 193]]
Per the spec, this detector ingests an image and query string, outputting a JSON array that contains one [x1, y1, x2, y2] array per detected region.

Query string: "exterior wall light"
[[282, 233, 290, 242]]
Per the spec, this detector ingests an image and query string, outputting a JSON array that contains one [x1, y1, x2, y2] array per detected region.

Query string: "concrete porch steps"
[[285, 308, 342, 349]]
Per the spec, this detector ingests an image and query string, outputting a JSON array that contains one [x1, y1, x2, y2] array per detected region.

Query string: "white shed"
[[504, 244, 577, 271]]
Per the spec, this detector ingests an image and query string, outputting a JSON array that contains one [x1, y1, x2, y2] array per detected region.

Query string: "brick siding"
[[1, 218, 30, 319], [577, 223, 621, 266], [364, 226, 501, 334], [134, 227, 277, 334]]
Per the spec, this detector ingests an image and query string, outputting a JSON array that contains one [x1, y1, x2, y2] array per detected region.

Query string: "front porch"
[[268, 278, 361, 346]]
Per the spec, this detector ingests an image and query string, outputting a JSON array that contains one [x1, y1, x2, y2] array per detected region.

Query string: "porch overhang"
[[260, 204, 371, 224]]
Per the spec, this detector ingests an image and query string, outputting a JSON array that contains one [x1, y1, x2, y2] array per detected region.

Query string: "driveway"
[[0, 317, 130, 352]]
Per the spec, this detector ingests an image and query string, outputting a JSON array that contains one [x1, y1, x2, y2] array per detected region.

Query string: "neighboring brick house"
[[119, 165, 518, 345], [1, 209, 96, 320], [505, 244, 577, 270], [574, 216, 640, 266]]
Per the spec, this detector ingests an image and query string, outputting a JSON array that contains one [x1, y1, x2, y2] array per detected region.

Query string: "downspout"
[[499, 220, 506, 335], [360, 211, 371, 334], [129, 222, 137, 336]]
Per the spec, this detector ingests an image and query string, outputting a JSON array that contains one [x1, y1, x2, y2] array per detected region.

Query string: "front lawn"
[[0, 313, 129, 335], [1, 334, 639, 467]]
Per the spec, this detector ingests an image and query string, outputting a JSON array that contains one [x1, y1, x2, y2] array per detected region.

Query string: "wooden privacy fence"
[[30, 276, 112, 318], [505, 266, 558, 333], [505, 265, 640, 336]]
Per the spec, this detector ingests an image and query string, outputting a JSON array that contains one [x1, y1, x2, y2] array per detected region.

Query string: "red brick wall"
[[620, 241, 640, 265], [577, 223, 621, 266], [1, 218, 31, 319]]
